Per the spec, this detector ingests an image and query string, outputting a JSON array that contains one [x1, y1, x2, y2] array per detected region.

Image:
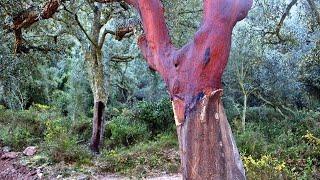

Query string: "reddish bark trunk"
[[6, 0, 62, 53], [90, 101, 105, 153], [120, 0, 252, 179]]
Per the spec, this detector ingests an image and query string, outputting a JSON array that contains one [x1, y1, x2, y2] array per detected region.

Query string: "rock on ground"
[[1, 152, 19, 160], [23, 146, 37, 156]]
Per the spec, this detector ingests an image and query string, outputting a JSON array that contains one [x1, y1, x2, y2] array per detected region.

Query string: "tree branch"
[[306, 0, 320, 26], [10, 0, 62, 31], [98, 27, 134, 48], [62, 5, 98, 47], [4, 0, 64, 54], [265, 0, 298, 42], [110, 55, 134, 62]]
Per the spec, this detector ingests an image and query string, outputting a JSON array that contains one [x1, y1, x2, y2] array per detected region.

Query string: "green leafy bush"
[[243, 155, 289, 179], [98, 133, 179, 177], [134, 98, 175, 136], [0, 126, 32, 150], [106, 109, 150, 147], [0, 110, 44, 150], [235, 125, 268, 158], [71, 116, 92, 141], [44, 118, 92, 164], [0, 105, 5, 110]]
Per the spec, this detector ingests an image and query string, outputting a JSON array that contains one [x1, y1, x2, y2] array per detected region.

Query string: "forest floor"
[[0, 148, 182, 180], [0, 149, 38, 179]]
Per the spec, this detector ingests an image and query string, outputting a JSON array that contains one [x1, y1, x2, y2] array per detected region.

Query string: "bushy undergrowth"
[[0, 100, 319, 178], [0, 105, 92, 164], [44, 118, 92, 164], [97, 133, 179, 177], [134, 98, 175, 135], [104, 98, 175, 147], [105, 108, 150, 147], [0, 108, 44, 150], [232, 107, 320, 179]]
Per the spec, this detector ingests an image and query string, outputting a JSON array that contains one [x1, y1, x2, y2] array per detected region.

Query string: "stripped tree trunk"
[[175, 90, 245, 179], [113, 0, 252, 178], [86, 48, 108, 153]]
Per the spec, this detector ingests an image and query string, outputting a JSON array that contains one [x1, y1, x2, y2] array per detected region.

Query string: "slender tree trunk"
[[242, 93, 247, 131], [86, 49, 108, 153], [174, 90, 245, 179]]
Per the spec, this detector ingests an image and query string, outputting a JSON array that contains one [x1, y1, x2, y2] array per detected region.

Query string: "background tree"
[[0, 0, 137, 152]]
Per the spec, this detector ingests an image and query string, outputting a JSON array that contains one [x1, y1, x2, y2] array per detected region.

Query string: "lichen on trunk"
[[86, 49, 108, 153]]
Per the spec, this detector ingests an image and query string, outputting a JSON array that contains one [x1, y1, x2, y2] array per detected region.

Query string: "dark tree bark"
[[90, 101, 106, 152], [107, 0, 253, 179]]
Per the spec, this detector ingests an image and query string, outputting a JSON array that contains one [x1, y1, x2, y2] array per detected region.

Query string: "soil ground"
[[0, 150, 38, 180], [0, 149, 182, 180]]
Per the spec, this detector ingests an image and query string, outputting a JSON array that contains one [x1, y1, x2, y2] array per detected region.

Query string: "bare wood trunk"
[[175, 91, 245, 179]]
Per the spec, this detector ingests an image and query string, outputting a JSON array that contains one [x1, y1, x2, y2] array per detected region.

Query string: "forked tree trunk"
[[174, 90, 245, 179], [104, 0, 252, 178]]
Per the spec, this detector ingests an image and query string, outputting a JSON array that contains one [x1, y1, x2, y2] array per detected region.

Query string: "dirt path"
[[0, 149, 182, 180], [0, 150, 38, 180]]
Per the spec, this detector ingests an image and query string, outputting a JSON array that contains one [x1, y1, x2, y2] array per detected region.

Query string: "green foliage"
[[299, 42, 320, 98], [243, 155, 289, 179], [44, 118, 92, 164], [71, 117, 92, 141], [0, 105, 5, 110], [0, 126, 32, 150], [106, 109, 150, 147], [235, 125, 268, 158], [134, 98, 175, 136], [0, 106, 92, 164], [0, 110, 43, 150], [234, 107, 320, 179], [98, 133, 179, 177]]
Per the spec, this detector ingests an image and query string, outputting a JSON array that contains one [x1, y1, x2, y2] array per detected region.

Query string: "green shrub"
[[235, 125, 268, 158], [303, 131, 320, 166], [0, 105, 5, 110], [0, 110, 44, 150], [44, 118, 92, 164], [98, 133, 179, 176], [223, 97, 241, 121], [71, 116, 92, 141], [243, 155, 290, 179], [106, 109, 150, 147], [0, 126, 32, 150], [134, 98, 175, 136]]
